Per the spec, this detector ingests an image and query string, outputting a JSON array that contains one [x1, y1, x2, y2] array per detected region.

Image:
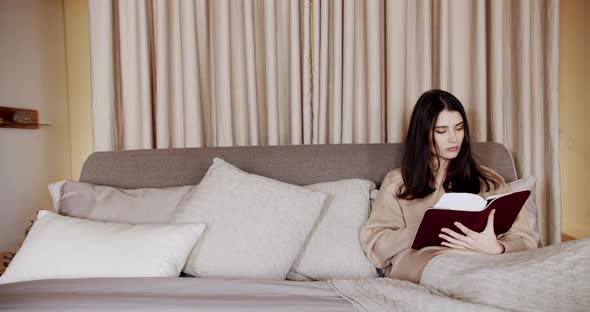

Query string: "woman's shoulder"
[[381, 168, 404, 189]]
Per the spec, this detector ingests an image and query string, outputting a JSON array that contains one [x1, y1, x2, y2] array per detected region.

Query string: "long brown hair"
[[397, 89, 500, 200]]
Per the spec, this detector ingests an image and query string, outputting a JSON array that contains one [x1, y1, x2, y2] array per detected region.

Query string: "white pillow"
[[289, 179, 378, 280], [0, 211, 205, 284], [173, 158, 327, 279]]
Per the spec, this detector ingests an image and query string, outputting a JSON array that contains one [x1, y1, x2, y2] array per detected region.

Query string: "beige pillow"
[[508, 176, 540, 245], [288, 179, 378, 280], [173, 158, 327, 279], [48, 180, 194, 224]]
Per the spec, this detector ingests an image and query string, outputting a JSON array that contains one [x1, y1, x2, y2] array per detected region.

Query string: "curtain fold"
[[90, 0, 308, 149], [89, 0, 560, 245]]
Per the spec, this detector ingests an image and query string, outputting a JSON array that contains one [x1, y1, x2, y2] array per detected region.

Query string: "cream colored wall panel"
[[0, 0, 70, 251]]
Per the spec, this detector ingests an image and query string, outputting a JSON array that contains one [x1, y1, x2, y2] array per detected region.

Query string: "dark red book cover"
[[411, 190, 531, 250]]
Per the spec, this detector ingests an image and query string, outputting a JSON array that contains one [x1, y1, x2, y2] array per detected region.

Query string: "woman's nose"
[[449, 131, 457, 142]]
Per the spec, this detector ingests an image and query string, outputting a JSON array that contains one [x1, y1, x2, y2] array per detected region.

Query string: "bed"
[[1, 143, 588, 312]]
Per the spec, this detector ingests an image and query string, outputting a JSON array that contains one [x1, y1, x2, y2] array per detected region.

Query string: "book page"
[[432, 193, 487, 212]]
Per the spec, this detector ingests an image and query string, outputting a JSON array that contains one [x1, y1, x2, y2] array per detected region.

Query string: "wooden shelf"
[[0, 106, 42, 129]]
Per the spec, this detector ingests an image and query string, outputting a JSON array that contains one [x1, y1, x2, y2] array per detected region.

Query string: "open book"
[[411, 190, 530, 250]]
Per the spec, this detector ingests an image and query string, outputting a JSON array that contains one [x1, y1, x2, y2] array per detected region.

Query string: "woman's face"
[[431, 109, 465, 161]]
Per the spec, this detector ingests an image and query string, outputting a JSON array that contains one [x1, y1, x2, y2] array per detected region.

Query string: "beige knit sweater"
[[360, 167, 537, 283]]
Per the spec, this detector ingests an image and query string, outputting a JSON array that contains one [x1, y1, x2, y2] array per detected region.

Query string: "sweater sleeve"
[[482, 169, 538, 253], [360, 169, 416, 269]]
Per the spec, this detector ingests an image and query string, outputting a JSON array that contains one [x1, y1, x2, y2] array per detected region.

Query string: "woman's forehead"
[[435, 110, 463, 126]]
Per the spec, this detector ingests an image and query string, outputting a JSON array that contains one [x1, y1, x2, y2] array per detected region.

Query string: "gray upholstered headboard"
[[79, 143, 516, 189]]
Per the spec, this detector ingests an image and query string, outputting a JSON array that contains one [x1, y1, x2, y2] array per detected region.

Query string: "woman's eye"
[[456, 127, 464, 131], [435, 130, 446, 134]]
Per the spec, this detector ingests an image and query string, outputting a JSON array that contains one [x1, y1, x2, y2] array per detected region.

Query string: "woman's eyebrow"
[[434, 121, 464, 129]]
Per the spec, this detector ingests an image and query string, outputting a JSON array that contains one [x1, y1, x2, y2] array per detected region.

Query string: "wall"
[[559, 0, 590, 238], [64, 0, 92, 179], [0, 0, 71, 251]]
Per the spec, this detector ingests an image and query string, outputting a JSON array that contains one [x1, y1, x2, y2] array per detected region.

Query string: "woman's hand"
[[439, 209, 505, 255]]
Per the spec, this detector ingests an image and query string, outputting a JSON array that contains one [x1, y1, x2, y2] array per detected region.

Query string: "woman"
[[361, 89, 536, 283]]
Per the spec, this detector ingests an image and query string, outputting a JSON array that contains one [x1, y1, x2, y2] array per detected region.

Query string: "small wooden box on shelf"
[[0, 106, 45, 129]]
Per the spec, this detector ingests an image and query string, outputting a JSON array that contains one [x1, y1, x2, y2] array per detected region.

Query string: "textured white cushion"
[[289, 179, 378, 280], [48, 180, 194, 224], [173, 158, 327, 279], [0, 211, 205, 284], [508, 176, 540, 245]]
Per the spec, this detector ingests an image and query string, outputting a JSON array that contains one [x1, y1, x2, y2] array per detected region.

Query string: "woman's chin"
[[441, 152, 459, 160]]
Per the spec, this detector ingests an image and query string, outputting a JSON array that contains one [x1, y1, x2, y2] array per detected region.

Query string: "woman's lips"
[[447, 146, 459, 152]]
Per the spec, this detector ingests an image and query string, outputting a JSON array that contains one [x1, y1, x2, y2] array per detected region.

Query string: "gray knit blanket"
[[330, 238, 590, 312]]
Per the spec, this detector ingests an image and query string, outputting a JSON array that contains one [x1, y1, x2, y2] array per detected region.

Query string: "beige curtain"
[[89, 0, 560, 245], [89, 0, 311, 150], [311, 0, 560, 245]]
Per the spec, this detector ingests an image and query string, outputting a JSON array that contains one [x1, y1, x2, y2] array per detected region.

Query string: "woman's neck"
[[431, 157, 450, 187]]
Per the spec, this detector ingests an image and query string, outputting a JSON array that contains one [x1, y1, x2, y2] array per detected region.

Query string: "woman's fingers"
[[438, 214, 503, 254], [453, 222, 475, 236], [441, 228, 473, 242], [484, 209, 497, 235], [441, 241, 466, 249], [439, 233, 470, 248]]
